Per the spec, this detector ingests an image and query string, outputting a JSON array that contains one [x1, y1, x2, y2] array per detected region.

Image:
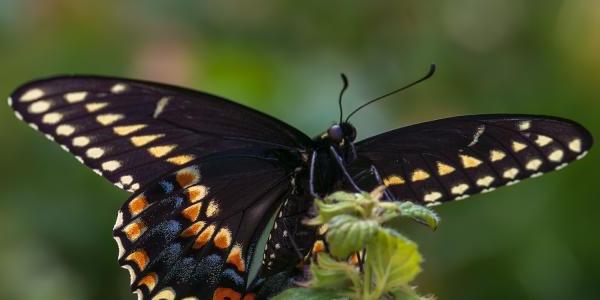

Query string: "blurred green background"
[[0, 0, 598, 299]]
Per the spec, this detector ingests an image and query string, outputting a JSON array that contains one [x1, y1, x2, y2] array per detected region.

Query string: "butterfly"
[[8, 65, 593, 300]]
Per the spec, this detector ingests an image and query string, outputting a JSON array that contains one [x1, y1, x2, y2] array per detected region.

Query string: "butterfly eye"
[[342, 123, 357, 142], [328, 124, 344, 142]]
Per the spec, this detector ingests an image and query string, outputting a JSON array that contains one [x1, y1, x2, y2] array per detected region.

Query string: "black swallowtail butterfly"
[[8, 66, 593, 300]]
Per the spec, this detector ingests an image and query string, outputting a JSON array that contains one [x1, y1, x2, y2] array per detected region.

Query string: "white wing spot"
[[56, 124, 75, 136], [425, 201, 442, 207], [28, 123, 39, 130], [548, 149, 564, 162], [153, 97, 171, 118], [576, 151, 588, 160], [7, 97, 13, 106], [455, 195, 470, 201], [530, 172, 543, 178], [14, 111, 23, 120], [42, 112, 63, 124], [555, 163, 568, 170], [424, 191, 442, 202], [93, 169, 103, 176], [113, 236, 126, 260], [75, 156, 84, 163], [525, 158, 543, 171], [468, 125, 485, 147], [130, 183, 140, 191], [20, 88, 45, 102], [568, 139, 582, 153], [72, 136, 90, 147], [28, 100, 51, 113], [476, 176, 495, 187], [44, 134, 54, 141], [64, 91, 88, 103], [535, 135, 553, 147], [518, 121, 531, 131], [60, 145, 69, 152], [96, 113, 124, 125], [102, 160, 121, 171], [86, 147, 105, 159], [503, 168, 519, 179], [451, 183, 469, 195], [506, 180, 520, 186], [113, 210, 124, 230], [110, 83, 127, 94]]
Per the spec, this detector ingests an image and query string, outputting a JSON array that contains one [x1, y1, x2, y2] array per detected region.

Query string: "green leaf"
[[272, 287, 349, 300], [388, 202, 440, 230], [365, 229, 422, 292], [327, 214, 378, 258], [310, 253, 360, 290], [388, 287, 424, 300], [305, 199, 364, 225]]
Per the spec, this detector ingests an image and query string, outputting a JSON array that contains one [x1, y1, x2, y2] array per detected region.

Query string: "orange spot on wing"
[[187, 185, 208, 203], [181, 221, 205, 238], [226, 245, 246, 272], [176, 170, 198, 188], [349, 253, 360, 265], [213, 287, 241, 300], [214, 227, 232, 249], [181, 203, 202, 222], [126, 250, 149, 271], [123, 220, 146, 241], [128, 195, 148, 216], [193, 225, 215, 249], [137, 272, 157, 292], [312, 240, 325, 253]]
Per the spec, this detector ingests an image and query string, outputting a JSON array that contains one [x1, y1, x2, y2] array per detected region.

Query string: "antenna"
[[338, 73, 349, 124], [345, 64, 436, 122]]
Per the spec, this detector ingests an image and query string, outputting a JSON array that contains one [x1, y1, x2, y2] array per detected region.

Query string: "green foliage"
[[273, 187, 439, 300]]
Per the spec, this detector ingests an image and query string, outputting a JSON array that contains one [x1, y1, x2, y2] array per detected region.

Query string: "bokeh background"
[[0, 0, 598, 299]]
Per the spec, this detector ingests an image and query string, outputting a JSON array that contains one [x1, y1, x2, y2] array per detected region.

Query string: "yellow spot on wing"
[[436, 161, 455, 175], [130, 134, 164, 146], [512, 141, 527, 152], [64, 91, 88, 103], [113, 124, 147, 136], [111, 83, 127, 93], [206, 200, 219, 217], [490, 149, 506, 162], [148, 145, 176, 158], [460, 154, 482, 168], [20, 88, 44, 102], [42, 112, 62, 124], [525, 159, 542, 171], [85, 147, 104, 159], [120, 175, 133, 185], [424, 191, 442, 202], [503, 168, 519, 179], [152, 289, 176, 300], [28, 100, 51, 113], [548, 149, 564, 162], [72, 136, 90, 147], [476, 176, 495, 187], [411, 169, 430, 182], [451, 183, 469, 195], [56, 124, 75, 136], [535, 135, 553, 147], [383, 175, 405, 186], [96, 113, 123, 125], [518, 121, 531, 131], [101, 160, 121, 171], [85, 102, 108, 112], [568, 139, 582, 153], [167, 154, 196, 165]]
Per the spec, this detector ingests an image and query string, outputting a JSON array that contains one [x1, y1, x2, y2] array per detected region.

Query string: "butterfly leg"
[[309, 150, 320, 199], [369, 165, 395, 201], [329, 146, 364, 193]]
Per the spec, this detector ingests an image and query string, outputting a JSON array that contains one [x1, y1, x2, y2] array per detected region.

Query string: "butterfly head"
[[327, 122, 356, 145]]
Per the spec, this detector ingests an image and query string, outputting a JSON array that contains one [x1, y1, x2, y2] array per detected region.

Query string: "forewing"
[[355, 114, 593, 205], [8, 76, 310, 192], [112, 155, 293, 300]]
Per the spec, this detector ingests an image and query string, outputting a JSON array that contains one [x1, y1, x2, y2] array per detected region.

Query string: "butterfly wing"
[[8, 76, 311, 192], [113, 153, 299, 300], [353, 114, 593, 205]]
